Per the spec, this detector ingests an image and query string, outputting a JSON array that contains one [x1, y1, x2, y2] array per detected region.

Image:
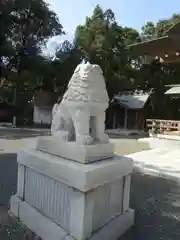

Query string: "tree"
[[141, 22, 156, 40], [10, 0, 63, 79], [75, 5, 140, 98], [0, 0, 64, 124], [0, 0, 17, 79], [53, 40, 82, 94], [141, 14, 180, 40]]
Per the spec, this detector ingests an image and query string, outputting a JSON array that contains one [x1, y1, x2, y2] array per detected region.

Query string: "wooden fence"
[[146, 119, 180, 135]]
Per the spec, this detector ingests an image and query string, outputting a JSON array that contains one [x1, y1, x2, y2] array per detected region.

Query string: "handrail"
[[146, 119, 180, 134]]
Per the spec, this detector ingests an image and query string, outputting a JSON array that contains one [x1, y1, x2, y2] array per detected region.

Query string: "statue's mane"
[[63, 62, 109, 103]]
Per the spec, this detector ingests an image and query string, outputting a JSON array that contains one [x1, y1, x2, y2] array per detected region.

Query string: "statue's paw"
[[76, 135, 94, 145], [97, 133, 109, 143]]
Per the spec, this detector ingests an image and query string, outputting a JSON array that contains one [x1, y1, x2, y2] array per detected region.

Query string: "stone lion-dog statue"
[[51, 62, 109, 145]]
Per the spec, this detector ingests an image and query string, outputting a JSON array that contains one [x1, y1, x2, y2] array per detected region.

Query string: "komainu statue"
[[51, 62, 109, 145]]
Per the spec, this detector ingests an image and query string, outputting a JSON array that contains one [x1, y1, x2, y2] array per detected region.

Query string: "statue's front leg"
[[95, 112, 109, 143], [72, 108, 94, 145]]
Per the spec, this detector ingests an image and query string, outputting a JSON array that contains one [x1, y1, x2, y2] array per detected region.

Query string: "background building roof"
[[113, 91, 150, 109], [165, 86, 180, 95], [128, 21, 180, 64]]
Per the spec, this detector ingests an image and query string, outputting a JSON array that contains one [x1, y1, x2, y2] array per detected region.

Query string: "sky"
[[45, 0, 180, 55]]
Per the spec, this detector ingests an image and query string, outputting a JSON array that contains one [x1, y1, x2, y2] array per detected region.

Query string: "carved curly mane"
[[63, 62, 109, 103]]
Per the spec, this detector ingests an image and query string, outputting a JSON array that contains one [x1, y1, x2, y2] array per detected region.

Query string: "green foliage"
[[141, 14, 180, 39], [54, 40, 82, 93], [1, 2, 180, 122], [75, 5, 140, 98], [0, 0, 64, 121]]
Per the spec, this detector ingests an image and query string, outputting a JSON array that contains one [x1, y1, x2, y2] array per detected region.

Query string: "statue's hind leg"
[[51, 105, 75, 141], [62, 117, 75, 141], [72, 108, 94, 145], [53, 117, 74, 141]]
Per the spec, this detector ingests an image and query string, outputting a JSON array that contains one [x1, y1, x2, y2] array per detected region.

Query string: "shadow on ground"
[[0, 152, 180, 239], [108, 134, 140, 140], [0, 129, 50, 140], [0, 153, 17, 206]]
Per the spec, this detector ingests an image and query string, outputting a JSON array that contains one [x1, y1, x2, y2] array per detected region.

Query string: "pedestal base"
[[10, 148, 134, 240], [36, 136, 114, 163], [11, 195, 134, 240]]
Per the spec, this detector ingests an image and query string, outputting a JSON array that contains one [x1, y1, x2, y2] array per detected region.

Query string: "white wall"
[[33, 106, 52, 124]]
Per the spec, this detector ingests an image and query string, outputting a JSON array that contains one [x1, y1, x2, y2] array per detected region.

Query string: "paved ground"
[[121, 173, 180, 240], [0, 129, 179, 239]]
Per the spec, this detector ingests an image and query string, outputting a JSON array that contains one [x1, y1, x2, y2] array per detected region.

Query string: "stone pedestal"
[[10, 137, 134, 240], [36, 136, 114, 163]]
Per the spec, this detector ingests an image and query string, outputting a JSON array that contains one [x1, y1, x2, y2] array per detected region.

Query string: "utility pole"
[[12, 85, 17, 127]]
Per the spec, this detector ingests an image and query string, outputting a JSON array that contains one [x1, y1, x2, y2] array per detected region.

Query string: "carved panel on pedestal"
[[92, 178, 124, 230], [24, 168, 73, 231]]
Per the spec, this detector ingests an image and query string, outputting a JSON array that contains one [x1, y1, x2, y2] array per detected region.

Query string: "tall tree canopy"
[[141, 14, 180, 40], [0, 0, 64, 123], [0, 0, 64, 77], [75, 5, 140, 98]]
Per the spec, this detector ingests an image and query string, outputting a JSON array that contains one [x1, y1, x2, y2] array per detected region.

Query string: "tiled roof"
[[165, 86, 180, 95], [113, 92, 150, 109]]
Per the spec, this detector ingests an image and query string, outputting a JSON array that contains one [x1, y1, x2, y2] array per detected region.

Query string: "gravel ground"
[[121, 172, 180, 240], [0, 129, 179, 239]]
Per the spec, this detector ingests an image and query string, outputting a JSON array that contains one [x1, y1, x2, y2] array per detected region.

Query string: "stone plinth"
[[10, 139, 134, 240], [36, 136, 114, 163]]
